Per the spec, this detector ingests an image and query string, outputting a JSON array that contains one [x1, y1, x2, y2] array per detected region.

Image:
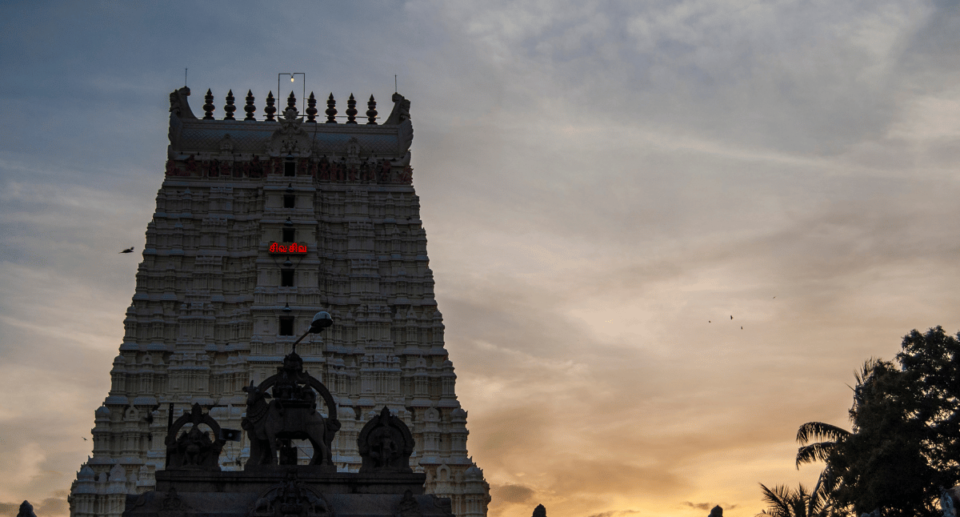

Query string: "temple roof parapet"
[[168, 87, 413, 160]]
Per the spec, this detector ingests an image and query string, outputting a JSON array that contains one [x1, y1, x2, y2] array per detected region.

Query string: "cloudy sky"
[[2, 1, 960, 516]]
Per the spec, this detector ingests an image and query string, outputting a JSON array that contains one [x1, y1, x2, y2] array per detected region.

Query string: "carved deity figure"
[[318, 156, 330, 180], [176, 426, 213, 466], [241, 353, 340, 468], [185, 155, 198, 176], [357, 406, 415, 473], [398, 166, 413, 184], [164, 404, 225, 471], [378, 160, 392, 183]]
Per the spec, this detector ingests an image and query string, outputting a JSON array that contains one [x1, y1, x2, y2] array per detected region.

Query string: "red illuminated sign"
[[269, 242, 307, 254]]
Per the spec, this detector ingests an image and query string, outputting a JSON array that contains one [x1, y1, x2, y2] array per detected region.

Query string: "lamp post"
[[290, 311, 333, 354]]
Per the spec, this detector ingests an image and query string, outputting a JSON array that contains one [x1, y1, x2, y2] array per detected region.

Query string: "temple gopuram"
[[67, 83, 490, 517]]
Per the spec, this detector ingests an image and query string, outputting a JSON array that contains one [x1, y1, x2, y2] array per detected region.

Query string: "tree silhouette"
[[756, 480, 842, 517], [790, 327, 960, 516]]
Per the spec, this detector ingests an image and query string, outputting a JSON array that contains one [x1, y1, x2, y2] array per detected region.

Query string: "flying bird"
[[82, 437, 87, 441], [741, 326, 743, 329], [730, 315, 733, 320], [120, 247, 134, 254]]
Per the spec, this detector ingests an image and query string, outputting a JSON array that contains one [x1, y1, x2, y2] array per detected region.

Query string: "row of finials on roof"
[[202, 89, 379, 125]]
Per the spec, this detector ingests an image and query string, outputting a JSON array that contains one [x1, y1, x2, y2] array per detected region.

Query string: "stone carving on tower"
[[68, 82, 490, 517], [164, 403, 225, 470], [358, 406, 416, 474], [241, 349, 340, 469]]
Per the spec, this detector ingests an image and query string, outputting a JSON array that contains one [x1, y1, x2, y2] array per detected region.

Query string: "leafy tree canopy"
[[790, 327, 959, 516]]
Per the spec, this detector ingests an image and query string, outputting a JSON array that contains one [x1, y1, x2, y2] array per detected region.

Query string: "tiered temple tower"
[[68, 85, 490, 517]]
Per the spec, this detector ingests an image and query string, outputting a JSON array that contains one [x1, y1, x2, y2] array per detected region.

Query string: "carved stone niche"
[[357, 407, 415, 474], [164, 403, 225, 471]]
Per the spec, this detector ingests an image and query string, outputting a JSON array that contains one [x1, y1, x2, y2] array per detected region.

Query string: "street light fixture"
[[290, 311, 332, 354]]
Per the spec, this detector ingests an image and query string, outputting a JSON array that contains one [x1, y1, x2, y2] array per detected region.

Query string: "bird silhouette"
[[120, 247, 134, 254], [730, 315, 733, 320], [82, 437, 87, 441], [741, 326, 743, 329]]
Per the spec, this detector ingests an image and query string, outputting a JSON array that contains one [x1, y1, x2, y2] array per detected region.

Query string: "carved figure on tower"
[[164, 403, 226, 471], [358, 406, 416, 474], [241, 312, 340, 469]]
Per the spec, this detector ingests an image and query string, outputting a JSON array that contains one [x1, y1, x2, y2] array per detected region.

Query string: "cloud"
[[37, 495, 69, 516], [492, 484, 537, 504], [586, 510, 640, 517], [680, 502, 737, 511]]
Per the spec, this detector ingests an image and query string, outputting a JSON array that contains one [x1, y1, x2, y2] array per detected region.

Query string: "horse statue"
[[242, 352, 340, 468]]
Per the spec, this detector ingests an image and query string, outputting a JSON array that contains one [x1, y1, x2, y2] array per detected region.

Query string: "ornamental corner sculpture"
[[358, 406, 416, 474], [164, 403, 225, 471]]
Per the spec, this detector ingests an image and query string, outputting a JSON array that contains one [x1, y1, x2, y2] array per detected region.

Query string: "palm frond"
[[796, 422, 850, 445], [796, 441, 836, 468], [807, 472, 824, 516], [759, 483, 793, 516]]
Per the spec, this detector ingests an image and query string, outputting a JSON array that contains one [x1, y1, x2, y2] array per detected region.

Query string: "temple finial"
[[346, 93, 357, 124], [244, 90, 256, 121], [306, 92, 318, 123], [325, 93, 337, 124], [287, 91, 297, 112], [223, 90, 236, 120], [264, 91, 277, 121], [366, 95, 378, 125], [203, 89, 215, 120]]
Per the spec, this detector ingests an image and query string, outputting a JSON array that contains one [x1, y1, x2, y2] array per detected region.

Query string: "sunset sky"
[[2, 1, 960, 516]]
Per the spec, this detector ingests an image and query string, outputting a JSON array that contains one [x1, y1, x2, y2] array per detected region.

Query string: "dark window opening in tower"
[[281, 269, 295, 287], [279, 317, 294, 336], [284, 194, 295, 208], [284, 159, 296, 177], [283, 228, 295, 242]]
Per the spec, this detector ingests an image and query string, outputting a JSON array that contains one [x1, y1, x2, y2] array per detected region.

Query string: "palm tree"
[[795, 421, 850, 468], [757, 479, 842, 517], [755, 420, 855, 517]]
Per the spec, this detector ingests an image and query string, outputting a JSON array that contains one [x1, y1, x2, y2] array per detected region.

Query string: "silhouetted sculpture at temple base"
[[165, 403, 225, 471], [242, 352, 340, 470], [709, 506, 722, 517], [358, 407, 415, 474], [16, 501, 37, 517], [531, 504, 546, 517]]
